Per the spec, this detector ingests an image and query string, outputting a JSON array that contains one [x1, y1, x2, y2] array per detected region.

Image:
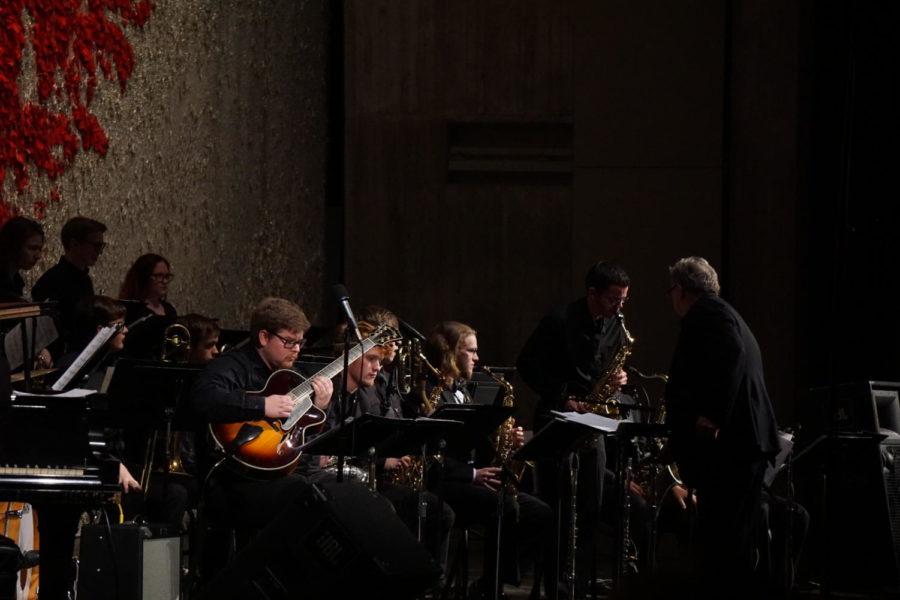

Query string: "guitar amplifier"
[[77, 523, 181, 600]]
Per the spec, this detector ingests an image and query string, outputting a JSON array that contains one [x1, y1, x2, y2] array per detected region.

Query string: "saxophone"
[[484, 366, 526, 497], [381, 353, 444, 489], [575, 312, 635, 418]]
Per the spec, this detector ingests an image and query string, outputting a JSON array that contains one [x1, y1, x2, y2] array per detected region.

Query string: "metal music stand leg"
[[493, 476, 506, 600]]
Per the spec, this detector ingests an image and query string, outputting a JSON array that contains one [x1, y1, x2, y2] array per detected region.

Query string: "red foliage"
[[0, 0, 153, 223]]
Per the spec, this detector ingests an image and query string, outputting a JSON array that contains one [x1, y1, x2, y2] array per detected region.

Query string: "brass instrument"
[[572, 312, 635, 418], [394, 336, 422, 396], [382, 352, 444, 490], [161, 323, 191, 363], [141, 323, 194, 493], [483, 366, 527, 496]]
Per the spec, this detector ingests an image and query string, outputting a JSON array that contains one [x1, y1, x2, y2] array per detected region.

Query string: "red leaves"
[[0, 0, 153, 219]]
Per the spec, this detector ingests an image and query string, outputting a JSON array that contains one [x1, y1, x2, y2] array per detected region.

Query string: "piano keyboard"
[[0, 466, 86, 477]]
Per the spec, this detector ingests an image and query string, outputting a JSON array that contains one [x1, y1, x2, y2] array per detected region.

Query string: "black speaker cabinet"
[[77, 523, 181, 600], [809, 435, 900, 593], [198, 480, 440, 600]]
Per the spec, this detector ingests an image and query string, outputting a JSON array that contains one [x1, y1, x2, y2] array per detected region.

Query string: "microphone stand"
[[335, 325, 353, 483]]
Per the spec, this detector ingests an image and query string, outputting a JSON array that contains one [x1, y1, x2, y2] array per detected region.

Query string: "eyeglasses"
[[151, 273, 175, 283], [268, 331, 305, 349]]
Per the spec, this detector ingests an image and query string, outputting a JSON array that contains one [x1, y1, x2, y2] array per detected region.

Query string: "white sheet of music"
[[50, 325, 118, 391], [551, 410, 621, 433]]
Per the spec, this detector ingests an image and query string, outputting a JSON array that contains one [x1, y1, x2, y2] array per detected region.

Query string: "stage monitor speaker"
[[77, 523, 181, 600], [197, 480, 440, 600], [812, 435, 900, 593]]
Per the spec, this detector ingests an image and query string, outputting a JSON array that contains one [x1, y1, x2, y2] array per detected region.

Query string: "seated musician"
[[328, 318, 455, 579], [423, 321, 554, 599], [356, 305, 406, 415], [32, 295, 139, 600], [173, 313, 221, 364], [57, 296, 200, 529], [190, 297, 332, 531]]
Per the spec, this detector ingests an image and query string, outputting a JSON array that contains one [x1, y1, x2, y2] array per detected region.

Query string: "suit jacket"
[[665, 295, 780, 486]]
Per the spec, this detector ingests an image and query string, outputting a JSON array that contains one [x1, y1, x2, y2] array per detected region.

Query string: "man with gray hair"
[[664, 256, 779, 598]]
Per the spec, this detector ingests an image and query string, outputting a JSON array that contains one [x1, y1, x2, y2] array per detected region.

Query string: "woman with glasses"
[[118, 253, 177, 318]]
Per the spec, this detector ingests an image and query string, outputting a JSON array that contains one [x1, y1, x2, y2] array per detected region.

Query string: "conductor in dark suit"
[[664, 256, 779, 597]]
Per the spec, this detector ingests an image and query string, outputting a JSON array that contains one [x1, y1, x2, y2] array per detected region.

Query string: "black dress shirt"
[[517, 297, 621, 423], [31, 256, 94, 353], [191, 344, 269, 424]]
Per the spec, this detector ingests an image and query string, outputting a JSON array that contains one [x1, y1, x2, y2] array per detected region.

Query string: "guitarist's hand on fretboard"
[[265, 394, 295, 419], [309, 376, 333, 410]]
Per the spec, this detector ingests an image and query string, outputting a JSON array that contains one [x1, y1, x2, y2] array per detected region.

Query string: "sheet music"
[[551, 410, 622, 433], [3, 316, 58, 371], [50, 325, 118, 391]]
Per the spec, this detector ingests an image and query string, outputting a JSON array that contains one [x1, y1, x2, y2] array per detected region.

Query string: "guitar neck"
[[289, 338, 374, 398]]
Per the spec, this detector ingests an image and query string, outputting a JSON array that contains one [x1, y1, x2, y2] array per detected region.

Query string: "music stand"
[[104, 359, 204, 498], [429, 404, 514, 455], [516, 416, 609, 600], [300, 414, 464, 541]]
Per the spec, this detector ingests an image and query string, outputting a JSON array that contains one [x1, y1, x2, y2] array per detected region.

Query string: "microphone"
[[398, 317, 426, 342], [333, 284, 362, 342]]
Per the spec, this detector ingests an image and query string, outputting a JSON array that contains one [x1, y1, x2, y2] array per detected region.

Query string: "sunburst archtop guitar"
[[210, 324, 400, 477]]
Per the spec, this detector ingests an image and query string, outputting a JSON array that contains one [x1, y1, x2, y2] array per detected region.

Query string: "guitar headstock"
[[371, 324, 403, 347]]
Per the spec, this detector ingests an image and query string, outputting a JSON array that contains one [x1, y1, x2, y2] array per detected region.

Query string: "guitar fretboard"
[[288, 338, 375, 404]]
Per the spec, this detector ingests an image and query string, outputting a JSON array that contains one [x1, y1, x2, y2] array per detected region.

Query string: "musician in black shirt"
[[0, 216, 44, 301], [33, 296, 139, 600], [516, 260, 631, 593], [425, 321, 553, 599], [191, 297, 332, 529], [326, 319, 455, 576], [31, 216, 106, 355]]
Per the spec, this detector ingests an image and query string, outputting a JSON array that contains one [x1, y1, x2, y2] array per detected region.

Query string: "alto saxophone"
[[382, 353, 444, 490], [483, 366, 527, 497], [575, 312, 635, 418]]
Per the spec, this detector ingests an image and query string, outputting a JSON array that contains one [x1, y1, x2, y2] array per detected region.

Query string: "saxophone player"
[[424, 321, 553, 600], [516, 260, 631, 595]]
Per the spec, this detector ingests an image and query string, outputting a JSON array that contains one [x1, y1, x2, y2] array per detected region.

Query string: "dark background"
[[324, 0, 899, 429]]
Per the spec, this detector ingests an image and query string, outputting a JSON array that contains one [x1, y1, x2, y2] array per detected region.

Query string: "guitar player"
[[190, 297, 333, 530]]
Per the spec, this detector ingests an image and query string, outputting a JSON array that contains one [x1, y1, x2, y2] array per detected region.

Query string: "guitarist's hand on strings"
[[265, 394, 295, 419], [310, 376, 333, 410]]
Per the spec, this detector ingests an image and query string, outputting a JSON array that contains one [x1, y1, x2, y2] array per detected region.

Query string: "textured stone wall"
[[13, 0, 328, 328]]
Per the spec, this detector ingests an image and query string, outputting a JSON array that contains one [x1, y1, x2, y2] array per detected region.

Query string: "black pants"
[[31, 504, 83, 600], [441, 481, 552, 594], [379, 483, 455, 574], [693, 459, 767, 599], [536, 435, 606, 595], [206, 471, 312, 530]]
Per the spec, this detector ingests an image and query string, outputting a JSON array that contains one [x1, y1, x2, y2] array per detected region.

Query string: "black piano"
[[0, 391, 120, 505]]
